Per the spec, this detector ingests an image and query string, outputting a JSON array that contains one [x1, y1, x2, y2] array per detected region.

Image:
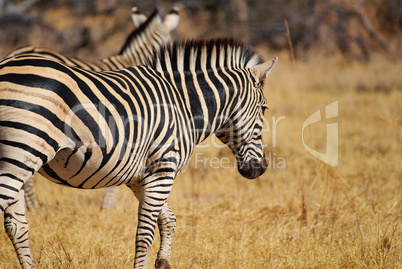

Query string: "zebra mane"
[[118, 9, 162, 55], [147, 38, 264, 73]]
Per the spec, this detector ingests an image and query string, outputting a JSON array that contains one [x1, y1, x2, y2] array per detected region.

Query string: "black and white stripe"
[[0, 38, 277, 268]]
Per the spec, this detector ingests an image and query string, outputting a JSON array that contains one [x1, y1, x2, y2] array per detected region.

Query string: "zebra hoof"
[[155, 259, 170, 269]]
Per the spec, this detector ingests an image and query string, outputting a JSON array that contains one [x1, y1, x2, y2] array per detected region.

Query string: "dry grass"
[[1, 52, 401, 268]]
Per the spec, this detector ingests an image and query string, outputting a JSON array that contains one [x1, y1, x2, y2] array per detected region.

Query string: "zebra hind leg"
[[23, 176, 40, 211], [155, 201, 176, 269], [4, 188, 36, 269], [0, 137, 45, 267]]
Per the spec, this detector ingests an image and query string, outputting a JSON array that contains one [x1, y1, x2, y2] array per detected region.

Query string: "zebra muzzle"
[[237, 156, 268, 179]]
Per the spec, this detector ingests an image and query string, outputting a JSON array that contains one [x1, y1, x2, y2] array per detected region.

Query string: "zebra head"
[[131, 6, 179, 31], [216, 57, 278, 179]]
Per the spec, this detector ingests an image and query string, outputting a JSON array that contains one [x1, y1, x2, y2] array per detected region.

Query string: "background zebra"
[[0, 38, 277, 268], [5, 7, 180, 71], [4, 6, 180, 211]]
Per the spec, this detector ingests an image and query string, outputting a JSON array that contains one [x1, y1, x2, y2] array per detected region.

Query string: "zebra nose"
[[237, 156, 268, 179]]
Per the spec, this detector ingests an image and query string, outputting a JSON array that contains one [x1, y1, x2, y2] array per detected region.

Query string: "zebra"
[[0, 38, 277, 268], [5, 7, 180, 210], [5, 7, 180, 71]]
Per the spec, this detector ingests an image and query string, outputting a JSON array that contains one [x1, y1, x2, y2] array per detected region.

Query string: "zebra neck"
[[118, 15, 167, 62], [169, 68, 240, 145]]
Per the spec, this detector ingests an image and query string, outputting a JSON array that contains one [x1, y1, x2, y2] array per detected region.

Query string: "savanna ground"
[[0, 49, 400, 268]]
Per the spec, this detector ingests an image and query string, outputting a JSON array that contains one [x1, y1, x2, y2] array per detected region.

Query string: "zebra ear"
[[251, 57, 278, 83], [131, 7, 147, 28], [163, 7, 180, 31]]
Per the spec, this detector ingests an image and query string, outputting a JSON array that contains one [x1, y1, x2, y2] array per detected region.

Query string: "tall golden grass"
[[0, 52, 400, 268]]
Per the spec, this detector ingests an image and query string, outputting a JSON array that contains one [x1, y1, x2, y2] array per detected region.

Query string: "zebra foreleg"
[[4, 188, 35, 269], [155, 201, 176, 269], [100, 186, 119, 209], [130, 177, 174, 268]]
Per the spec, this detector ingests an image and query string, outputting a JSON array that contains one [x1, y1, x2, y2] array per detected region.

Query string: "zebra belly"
[[38, 145, 128, 189]]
